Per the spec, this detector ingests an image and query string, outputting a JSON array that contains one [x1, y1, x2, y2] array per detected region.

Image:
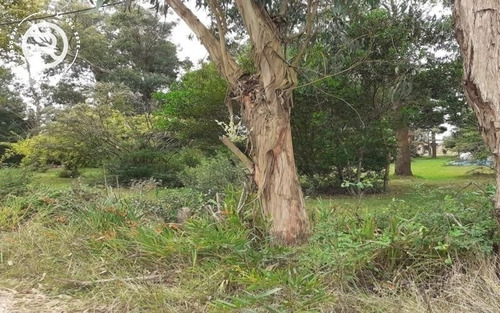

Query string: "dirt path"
[[0, 287, 86, 313]]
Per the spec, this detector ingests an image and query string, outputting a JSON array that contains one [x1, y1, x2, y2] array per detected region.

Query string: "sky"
[[168, 2, 208, 66]]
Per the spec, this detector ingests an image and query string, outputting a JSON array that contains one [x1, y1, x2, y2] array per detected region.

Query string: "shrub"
[[180, 152, 245, 196], [107, 147, 204, 187], [58, 166, 80, 178]]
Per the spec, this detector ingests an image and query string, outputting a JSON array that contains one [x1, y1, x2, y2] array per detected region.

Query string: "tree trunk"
[[240, 86, 310, 245], [454, 1, 500, 229], [431, 131, 437, 158], [383, 152, 391, 192], [165, 0, 311, 245], [395, 125, 413, 176], [381, 129, 391, 192], [233, 0, 310, 245]]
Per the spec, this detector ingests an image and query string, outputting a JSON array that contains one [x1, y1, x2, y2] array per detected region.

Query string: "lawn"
[[309, 156, 495, 213], [392, 156, 493, 182]]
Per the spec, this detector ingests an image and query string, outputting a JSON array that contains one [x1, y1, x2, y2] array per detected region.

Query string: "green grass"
[[1, 157, 499, 312], [392, 156, 494, 182], [31, 167, 105, 189], [308, 156, 495, 213]]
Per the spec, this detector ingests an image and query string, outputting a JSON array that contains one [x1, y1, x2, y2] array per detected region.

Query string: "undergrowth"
[[0, 179, 499, 312]]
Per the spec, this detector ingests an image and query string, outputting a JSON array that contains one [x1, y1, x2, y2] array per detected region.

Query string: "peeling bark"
[[166, 0, 311, 245], [395, 125, 413, 176], [238, 78, 310, 245], [454, 1, 500, 227]]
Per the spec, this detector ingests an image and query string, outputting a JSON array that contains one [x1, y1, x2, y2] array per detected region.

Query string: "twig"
[[56, 274, 164, 287], [454, 182, 473, 197], [205, 204, 220, 221], [445, 213, 471, 235], [215, 192, 222, 213]]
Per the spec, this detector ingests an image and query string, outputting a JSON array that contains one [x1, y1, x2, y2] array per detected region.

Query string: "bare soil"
[[0, 286, 90, 313]]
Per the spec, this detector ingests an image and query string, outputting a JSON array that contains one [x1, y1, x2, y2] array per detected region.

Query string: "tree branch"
[[164, 0, 241, 87], [220, 135, 254, 172], [207, 0, 229, 63], [291, 0, 319, 67]]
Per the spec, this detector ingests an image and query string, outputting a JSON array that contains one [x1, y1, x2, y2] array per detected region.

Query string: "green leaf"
[[254, 287, 282, 299]]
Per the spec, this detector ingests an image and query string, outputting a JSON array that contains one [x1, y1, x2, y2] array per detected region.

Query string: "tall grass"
[[0, 173, 499, 311]]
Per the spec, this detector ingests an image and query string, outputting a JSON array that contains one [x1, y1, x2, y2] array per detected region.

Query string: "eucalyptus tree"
[[454, 1, 500, 234], [124, 0, 330, 245]]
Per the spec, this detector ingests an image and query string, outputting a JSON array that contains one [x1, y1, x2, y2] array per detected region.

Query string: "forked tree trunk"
[[454, 1, 500, 229], [395, 125, 413, 176], [240, 89, 309, 244], [165, 0, 312, 245]]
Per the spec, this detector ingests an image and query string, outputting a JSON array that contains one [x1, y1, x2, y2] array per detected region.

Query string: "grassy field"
[[0, 157, 499, 312]]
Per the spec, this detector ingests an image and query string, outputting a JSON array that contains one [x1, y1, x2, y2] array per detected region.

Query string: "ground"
[[0, 156, 497, 312], [0, 285, 81, 313]]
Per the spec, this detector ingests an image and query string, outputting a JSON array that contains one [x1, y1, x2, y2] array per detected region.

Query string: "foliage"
[[0, 0, 48, 48], [180, 152, 245, 196], [292, 1, 452, 192], [155, 63, 228, 151], [51, 4, 185, 112], [7, 83, 196, 185], [293, 76, 394, 194], [0, 67, 28, 162]]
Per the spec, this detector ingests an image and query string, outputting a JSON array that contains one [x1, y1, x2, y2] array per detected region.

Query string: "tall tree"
[[0, 0, 48, 49], [140, 0, 319, 244], [454, 1, 500, 235], [49, 4, 182, 113]]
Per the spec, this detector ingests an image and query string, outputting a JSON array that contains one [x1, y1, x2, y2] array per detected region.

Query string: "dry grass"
[[328, 258, 500, 313]]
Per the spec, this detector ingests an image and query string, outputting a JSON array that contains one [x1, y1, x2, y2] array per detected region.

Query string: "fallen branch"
[[220, 136, 254, 172], [57, 275, 164, 287]]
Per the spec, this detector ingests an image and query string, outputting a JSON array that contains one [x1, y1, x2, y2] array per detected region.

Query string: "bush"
[[107, 148, 204, 187], [180, 152, 245, 196], [0, 168, 32, 199], [58, 166, 80, 178]]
